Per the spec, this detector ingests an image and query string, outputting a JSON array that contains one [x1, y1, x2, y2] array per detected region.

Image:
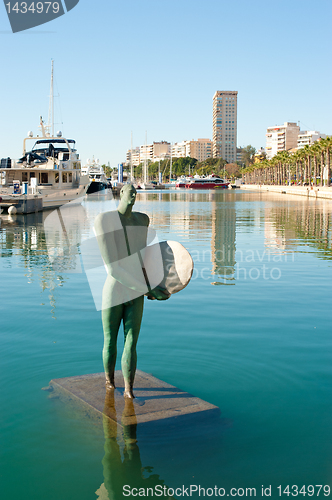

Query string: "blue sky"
[[0, 0, 331, 167]]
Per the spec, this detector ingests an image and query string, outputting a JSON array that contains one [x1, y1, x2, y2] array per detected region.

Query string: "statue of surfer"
[[94, 184, 170, 398]]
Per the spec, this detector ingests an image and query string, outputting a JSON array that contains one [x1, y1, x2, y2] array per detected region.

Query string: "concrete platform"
[[49, 370, 219, 428]]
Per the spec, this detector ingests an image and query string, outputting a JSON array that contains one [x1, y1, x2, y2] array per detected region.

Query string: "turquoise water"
[[1, 190, 331, 499]]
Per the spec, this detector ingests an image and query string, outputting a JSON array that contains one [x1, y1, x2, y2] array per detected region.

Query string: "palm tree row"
[[242, 137, 331, 187]]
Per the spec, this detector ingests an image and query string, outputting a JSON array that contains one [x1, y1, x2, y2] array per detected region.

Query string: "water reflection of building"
[[211, 197, 236, 283], [0, 205, 88, 315], [136, 192, 213, 240], [264, 198, 332, 258], [136, 191, 238, 283]]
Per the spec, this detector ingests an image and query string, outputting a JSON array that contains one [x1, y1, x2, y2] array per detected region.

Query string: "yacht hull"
[[86, 181, 108, 195]]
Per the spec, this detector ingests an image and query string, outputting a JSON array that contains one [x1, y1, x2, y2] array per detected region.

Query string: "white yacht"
[[0, 123, 89, 214], [140, 182, 155, 190], [0, 61, 89, 214], [81, 157, 109, 194]]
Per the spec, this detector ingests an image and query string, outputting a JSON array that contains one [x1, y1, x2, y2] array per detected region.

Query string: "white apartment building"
[[140, 143, 154, 162], [265, 122, 300, 159], [126, 147, 140, 166], [171, 139, 213, 162], [172, 141, 189, 158], [152, 141, 171, 159], [213, 91, 238, 163], [126, 141, 170, 165], [297, 131, 326, 149]]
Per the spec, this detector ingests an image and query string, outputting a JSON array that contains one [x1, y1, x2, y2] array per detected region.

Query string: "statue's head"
[[120, 184, 137, 206]]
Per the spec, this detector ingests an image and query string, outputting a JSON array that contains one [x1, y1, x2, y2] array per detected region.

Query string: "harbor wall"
[[239, 184, 332, 201]]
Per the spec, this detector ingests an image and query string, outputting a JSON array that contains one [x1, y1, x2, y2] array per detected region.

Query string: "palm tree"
[[310, 142, 321, 186], [302, 145, 312, 185], [324, 137, 331, 186], [292, 150, 302, 184], [279, 151, 291, 184], [297, 148, 307, 185], [318, 139, 325, 186]]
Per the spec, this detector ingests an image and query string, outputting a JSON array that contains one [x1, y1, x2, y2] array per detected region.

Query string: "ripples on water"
[[0, 189, 331, 499]]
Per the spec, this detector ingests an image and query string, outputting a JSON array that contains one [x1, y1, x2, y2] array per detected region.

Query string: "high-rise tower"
[[213, 91, 238, 163]]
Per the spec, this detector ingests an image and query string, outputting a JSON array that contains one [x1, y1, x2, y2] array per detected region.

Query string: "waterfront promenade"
[[240, 184, 332, 200]]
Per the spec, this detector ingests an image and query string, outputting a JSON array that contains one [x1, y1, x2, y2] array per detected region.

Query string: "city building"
[[126, 141, 170, 166], [265, 122, 300, 159], [212, 91, 238, 163], [126, 147, 140, 166], [188, 139, 213, 162], [254, 147, 266, 163], [236, 147, 244, 165], [126, 137, 213, 166], [172, 141, 189, 158], [171, 139, 213, 162], [152, 141, 171, 159], [297, 131, 326, 149]]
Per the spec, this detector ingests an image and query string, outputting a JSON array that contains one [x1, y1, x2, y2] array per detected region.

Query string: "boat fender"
[[8, 205, 17, 215]]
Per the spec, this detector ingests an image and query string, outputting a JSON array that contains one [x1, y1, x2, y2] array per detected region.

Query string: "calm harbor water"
[[1, 189, 331, 499]]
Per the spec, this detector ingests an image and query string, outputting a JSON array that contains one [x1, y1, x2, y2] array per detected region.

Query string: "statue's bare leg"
[[122, 296, 144, 398], [102, 304, 123, 389]]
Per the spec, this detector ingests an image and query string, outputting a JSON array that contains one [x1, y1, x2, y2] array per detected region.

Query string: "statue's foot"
[[124, 388, 135, 399]]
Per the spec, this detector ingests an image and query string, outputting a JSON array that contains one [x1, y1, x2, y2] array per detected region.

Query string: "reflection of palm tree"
[[96, 392, 173, 500]]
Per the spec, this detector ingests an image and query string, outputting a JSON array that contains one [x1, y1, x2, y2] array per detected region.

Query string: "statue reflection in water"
[[96, 392, 174, 500]]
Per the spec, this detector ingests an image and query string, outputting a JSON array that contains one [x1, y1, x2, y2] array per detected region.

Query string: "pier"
[[0, 194, 43, 214]]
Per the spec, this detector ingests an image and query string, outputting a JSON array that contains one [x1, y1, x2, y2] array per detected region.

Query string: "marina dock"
[[0, 194, 43, 214]]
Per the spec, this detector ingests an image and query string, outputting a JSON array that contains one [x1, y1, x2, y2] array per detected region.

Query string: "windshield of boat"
[[28, 139, 76, 159], [32, 139, 75, 150]]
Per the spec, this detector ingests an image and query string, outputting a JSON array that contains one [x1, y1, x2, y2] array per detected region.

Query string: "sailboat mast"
[[144, 130, 147, 183], [47, 60, 54, 137], [51, 60, 54, 137], [130, 131, 133, 182]]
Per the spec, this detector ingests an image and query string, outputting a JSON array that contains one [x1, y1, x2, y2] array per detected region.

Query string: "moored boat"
[[0, 125, 88, 214], [185, 174, 230, 189], [0, 62, 88, 214], [81, 157, 109, 194], [176, 175, 193, 188], [140, 182, 155, 190]]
